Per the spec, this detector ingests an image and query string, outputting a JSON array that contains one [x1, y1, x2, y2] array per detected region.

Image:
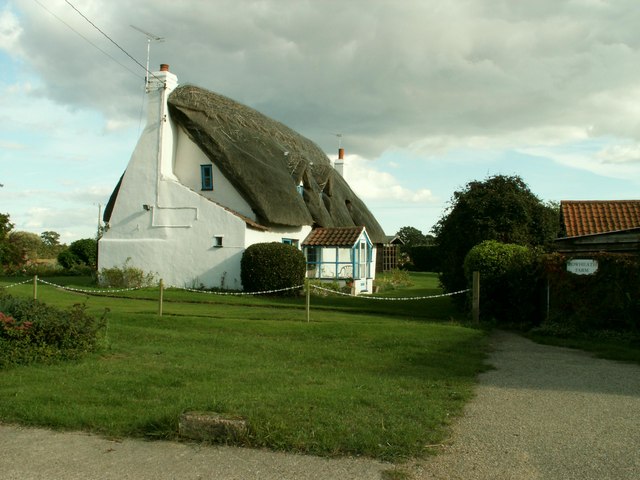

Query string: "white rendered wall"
[[173, 128, 256, 221], [98, 68, 248, 289], [244, 225, 312, 248]]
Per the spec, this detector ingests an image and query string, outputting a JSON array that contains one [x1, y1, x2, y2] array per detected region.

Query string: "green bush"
[[464, 240, 543, 326], [241, 243, 306, 294], [98, 258, 156, 288], [57, 238, 97, 270], [375, 269, 413, 292], [0, 293, 108, 368]]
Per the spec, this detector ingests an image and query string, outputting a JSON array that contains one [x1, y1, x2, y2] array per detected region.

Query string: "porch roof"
[[302, 226, 365, 247]]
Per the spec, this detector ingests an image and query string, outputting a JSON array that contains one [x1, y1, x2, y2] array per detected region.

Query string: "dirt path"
[[1, 331, 639, 479]]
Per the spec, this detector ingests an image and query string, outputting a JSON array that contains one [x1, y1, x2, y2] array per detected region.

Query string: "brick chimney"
[[334, 147, 345, 177]]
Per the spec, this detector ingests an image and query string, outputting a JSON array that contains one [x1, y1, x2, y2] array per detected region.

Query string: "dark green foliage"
[[407, 245, 441, 272], [0, 213, 21, 269], [395, 226, 432, 249], [0, 293, 108, 368], [434, 175, 558, 293], [464, 240, 543, 326], [57, 238, 98, 270], [540, 253, 640, 334], [241, 243, 306, 293]]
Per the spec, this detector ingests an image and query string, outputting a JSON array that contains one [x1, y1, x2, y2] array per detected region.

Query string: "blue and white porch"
[[302, 226, 375, 295]]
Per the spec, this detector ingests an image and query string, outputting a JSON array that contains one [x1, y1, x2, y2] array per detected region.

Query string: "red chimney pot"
[[338, 148, 345, 160]]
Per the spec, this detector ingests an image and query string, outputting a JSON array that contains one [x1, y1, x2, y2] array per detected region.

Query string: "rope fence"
[[310, 284, 469, 301], [175, 285, 304, 296], [1, 273, 481, 322]]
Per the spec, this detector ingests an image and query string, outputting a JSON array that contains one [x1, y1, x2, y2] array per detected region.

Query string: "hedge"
[[464, 240, 543, 326], [543, 253, 640, 334], [240, 243, 306, 294]]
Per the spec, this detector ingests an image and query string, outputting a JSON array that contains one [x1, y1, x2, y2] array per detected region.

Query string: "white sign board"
[[567, 259, 598, 275]]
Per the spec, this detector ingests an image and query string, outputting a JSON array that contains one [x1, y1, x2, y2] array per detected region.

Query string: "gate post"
[[472, 271, 480, 323]]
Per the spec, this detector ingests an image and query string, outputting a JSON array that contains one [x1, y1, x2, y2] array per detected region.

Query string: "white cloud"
[[4, 0, 640, 240], [340, 154, 434, 203], [0, 5, 21, 52], [597, 143, 640, 165]]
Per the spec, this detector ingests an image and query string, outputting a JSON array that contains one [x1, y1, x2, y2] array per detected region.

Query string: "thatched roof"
[[167, 85, 386, 243]]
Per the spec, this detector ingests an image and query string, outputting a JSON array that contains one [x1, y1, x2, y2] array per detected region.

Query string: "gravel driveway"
[[1, 331, 639, 479], [410, 331, 640, 479]]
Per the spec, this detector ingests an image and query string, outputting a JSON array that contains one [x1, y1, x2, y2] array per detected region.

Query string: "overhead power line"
[[34, 0, 141, 80], [64, 0, 162, 83]]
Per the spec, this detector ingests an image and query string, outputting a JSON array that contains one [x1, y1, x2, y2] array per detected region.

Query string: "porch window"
[[305, 246, 320, 278], [305, 246, 354, 279], [358, 240, 369, 278]]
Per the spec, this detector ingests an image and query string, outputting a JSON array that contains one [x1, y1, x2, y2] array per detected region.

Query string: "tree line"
[[0, 213, 97, 274]]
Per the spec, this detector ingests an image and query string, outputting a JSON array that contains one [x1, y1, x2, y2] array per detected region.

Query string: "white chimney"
[[334, 147, 345, 177], [147, 63, 178, 181]]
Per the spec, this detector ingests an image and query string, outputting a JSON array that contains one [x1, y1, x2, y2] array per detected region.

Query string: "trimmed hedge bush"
[[0, 293, 108, 369], [241, 243, 306, 294], [464, 240, 543, 326]]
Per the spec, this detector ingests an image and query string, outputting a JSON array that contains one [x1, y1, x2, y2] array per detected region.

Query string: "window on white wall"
[[201, 164, 213, 190], [213, 236, 223, 247], [282, 238, 299, 248]]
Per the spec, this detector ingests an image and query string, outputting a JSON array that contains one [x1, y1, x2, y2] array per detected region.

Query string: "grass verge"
[[527, 331, 640, 365], [0, 273, 487, 461]]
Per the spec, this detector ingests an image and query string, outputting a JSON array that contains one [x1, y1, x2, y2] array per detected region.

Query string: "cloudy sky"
[[1, 0, 639, 243]]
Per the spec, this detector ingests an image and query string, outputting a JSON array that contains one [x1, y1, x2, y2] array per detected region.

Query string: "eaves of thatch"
[[167, 85, 386, 244]]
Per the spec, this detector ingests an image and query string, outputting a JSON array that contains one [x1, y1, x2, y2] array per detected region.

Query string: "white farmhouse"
[[98, 64, 386, 292]]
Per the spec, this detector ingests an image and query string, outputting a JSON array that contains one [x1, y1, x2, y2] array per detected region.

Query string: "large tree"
[[433, 175, 558, 293], [9, 231, 43, 264], [395, 226, 433, 249]]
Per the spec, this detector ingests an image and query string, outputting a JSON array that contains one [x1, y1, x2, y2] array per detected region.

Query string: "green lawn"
[[0, 273, 487, 461]]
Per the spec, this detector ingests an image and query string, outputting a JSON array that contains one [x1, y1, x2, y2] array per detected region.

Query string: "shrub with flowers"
[[0, 312, 33, 340], [0, 293, 108, 369]]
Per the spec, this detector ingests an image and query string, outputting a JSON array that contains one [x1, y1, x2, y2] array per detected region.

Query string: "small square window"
[[201, 164, 213, 191], [213, 236, 223, 248], [282, 238, 299, 248]]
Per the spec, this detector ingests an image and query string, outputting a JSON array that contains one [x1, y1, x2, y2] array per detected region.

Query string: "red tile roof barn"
[[302, 227, 365, 246], [560, 200, 640, 237]]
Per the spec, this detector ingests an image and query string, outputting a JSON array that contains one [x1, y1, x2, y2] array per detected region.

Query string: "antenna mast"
[[130, 25, 164, 89]]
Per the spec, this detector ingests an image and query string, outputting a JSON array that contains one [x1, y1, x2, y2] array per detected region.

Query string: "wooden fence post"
[[33, 275, 38, 300], [305, 279, 310, 323], [472, 271, 480, 323], [158, 279, 164, 317]]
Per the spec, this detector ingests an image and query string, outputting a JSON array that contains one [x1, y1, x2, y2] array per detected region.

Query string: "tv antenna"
[[130, 25, 164, 88], [335, 133, 343, 148]]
